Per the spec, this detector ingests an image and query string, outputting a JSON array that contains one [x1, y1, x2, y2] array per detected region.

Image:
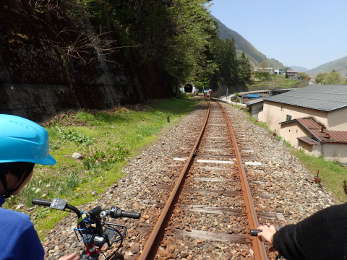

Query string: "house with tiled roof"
[[280, 117, 347, 163], [258, 85, 347, 163]]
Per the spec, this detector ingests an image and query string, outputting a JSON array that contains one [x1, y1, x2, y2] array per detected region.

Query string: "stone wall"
[[0, 1, 174, 121], [0, 83, 124, 121]]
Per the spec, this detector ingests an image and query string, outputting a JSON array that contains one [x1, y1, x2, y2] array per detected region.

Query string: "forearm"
[[272, 225, 305, 260]]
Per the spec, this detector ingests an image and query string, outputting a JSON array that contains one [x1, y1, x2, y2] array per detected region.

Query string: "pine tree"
[[238, 53, 252, 86]]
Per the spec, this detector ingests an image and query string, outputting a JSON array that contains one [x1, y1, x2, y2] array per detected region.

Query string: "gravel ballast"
[[42, 101, 336, 259], [222, 103, 336, 224], [43, 105, 207, 259]]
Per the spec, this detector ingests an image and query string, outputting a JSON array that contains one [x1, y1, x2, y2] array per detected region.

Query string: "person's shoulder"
[[316, 203, 347, 216], [0, 208, 44, 260], [325, 202, 347, 218], [0, 208, 32, 227]]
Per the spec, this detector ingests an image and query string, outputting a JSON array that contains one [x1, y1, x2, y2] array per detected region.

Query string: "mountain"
[[290, 66, 308, 72], [307, 56, 347, 76], [258, 58, 285, 69], [215, 18, 285, 68]]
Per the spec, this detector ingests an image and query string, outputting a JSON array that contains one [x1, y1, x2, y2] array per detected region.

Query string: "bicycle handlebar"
[[32, 198, 82, 217], [107, 207, 141, 219], [119, 211, 141, 219], [32, 199, 51, 207], [32, 199, 140, 220], [32, 198, 140, 259]]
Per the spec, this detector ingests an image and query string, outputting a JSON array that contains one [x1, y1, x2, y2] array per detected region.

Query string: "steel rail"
[[219, 102, 268, 260], [138, 101, 211, 260]]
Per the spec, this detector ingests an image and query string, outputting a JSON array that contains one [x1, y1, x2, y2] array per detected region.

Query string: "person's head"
[[0, 114, 56, 198], [0, 162, 35, 197]]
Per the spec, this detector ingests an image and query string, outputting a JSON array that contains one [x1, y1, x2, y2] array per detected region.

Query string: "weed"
[[294, 150, 347, 202], [231, 103, 247, 110], [82, 144, 129, 171], [75, 111, 126, 126], [55, 126, 93, 145], [8, 168, 84, 207], [247, 115, 269, 129], [50, 141, 61, 150], [5, 98, 198, 239]]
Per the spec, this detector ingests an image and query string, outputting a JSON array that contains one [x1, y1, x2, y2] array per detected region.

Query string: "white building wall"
[[322, 144, 347, 164], [279, 124, 306, 147], [259, 102, 347, 132], [297, 140, 322, 157], [258, 101, 347, 163], [259, 102, 328, 133], [311, 144, 322, 157], [327, 107, 347, 131], [280, 124, 323, 157]]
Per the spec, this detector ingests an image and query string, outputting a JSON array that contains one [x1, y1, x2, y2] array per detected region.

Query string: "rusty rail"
[[138, 101, 211, 260], [219, 102, 268, 260]]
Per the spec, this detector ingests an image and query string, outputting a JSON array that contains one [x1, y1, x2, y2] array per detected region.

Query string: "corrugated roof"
[[246, 98, 263, 106], [328, 131, 347, 144], [264, 85, 347, 111], [282, 117, 347, 144], [296, 118, 323, 141], [297, 136, 319, 145]]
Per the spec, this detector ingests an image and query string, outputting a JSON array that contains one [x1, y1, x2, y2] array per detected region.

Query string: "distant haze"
[[307, 56, 347, 76], [290, 66, 308, 72]]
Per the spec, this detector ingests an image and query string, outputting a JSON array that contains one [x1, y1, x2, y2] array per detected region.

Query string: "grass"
[[247, 113, 269, 130], [4, 98, 199, 238], [293, 151, 347, 202], [248, 75, 305, 91], [233, 105, 347, 202]]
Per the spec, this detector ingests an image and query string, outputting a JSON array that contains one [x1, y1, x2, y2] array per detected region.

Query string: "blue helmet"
[[0, 114, 56, 165]]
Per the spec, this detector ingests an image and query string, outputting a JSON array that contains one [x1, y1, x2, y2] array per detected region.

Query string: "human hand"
[[58, 253, 80, 260], [257, 224, 277, 244]]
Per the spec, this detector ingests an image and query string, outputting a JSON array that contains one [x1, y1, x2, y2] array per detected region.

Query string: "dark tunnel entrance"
[[184, 84, 193, 93]]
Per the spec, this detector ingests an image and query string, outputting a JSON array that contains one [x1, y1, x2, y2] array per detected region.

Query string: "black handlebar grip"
[[250, 229, 262, 236], [32, 199, 52, 207], [121, 211, 141, 219]]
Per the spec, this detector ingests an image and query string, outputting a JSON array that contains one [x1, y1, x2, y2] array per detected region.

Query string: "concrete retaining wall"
[[0, 83, 124, 121]]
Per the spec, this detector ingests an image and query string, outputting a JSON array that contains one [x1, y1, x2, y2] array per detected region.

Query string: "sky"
[[209, 0, 347, 69]]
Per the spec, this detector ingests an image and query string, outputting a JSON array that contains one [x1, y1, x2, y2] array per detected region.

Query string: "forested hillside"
[[215, 18, 266, 64], [0, 0, 252, 118], [215, 18, 284, 69]]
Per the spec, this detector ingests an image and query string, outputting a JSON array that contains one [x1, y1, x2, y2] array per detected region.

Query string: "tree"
[[315, 71, 346, 85], [208, 39, 250, 92], [315, 73, 325, 84], [211, 39, 238, 88], [298, 72, 310, 81], [163, 0, 218, 86], [254, 71, 271, 81], [238, 53, 252, 85], [1, 0, 226, 97]]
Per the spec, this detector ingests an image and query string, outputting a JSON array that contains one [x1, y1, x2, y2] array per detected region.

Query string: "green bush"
[[55, 127, 93, 145]]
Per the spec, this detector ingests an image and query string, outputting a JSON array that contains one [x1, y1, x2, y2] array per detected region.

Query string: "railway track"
[[138, 101, 268, 260]]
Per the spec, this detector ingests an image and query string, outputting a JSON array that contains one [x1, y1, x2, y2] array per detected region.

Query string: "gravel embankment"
[[43, 101, 336, 259], [43, 104, 207, 259], [222, 103, 336, 226]]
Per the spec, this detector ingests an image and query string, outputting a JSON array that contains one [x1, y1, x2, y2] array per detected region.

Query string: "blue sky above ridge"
[[209, 0, 347, 69]]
